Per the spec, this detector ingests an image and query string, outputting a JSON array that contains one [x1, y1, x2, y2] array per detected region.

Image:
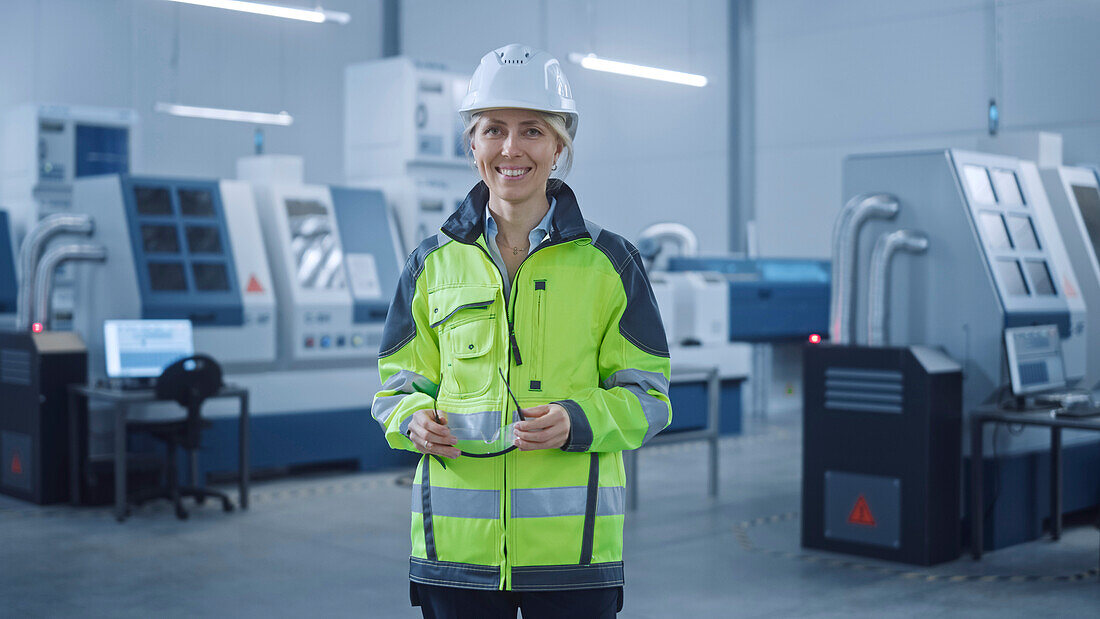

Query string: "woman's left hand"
[[513, 404, 571, 451]]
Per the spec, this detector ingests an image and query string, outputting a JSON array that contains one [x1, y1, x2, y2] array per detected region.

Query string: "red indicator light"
[[31, 323, 44, 333], [808, 333, 821, 344]]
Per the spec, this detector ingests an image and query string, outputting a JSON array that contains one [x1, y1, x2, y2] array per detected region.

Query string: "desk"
[[970, 406, 1100, 570], [67, 384, 250, 522], [624, 365, 720, 510]]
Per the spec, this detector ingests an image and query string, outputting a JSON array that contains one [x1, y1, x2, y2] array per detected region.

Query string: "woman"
[[373, 44, 672, 619]]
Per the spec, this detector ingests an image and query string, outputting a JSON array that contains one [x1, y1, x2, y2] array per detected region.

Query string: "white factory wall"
[[403, 0, 732, 252], [753, 0, 1100, 258], [0, 0, 382, 185]]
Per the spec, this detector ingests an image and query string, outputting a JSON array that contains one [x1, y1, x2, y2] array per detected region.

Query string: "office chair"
[[127, 354, 235, 519]]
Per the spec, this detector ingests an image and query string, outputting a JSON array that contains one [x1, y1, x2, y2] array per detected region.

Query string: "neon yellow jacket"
[[373, 181, 672, 591]]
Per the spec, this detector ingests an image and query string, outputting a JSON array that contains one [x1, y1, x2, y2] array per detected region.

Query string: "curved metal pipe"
[[33, 244, 107, 330], [867, 230, 928, 347], [637, 222, 698, 271], [828, 193, 899, 344], [16, 214, 95, 330]]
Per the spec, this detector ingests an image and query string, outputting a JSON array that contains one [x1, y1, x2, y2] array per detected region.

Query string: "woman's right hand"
[[407, 409, 461, 459]]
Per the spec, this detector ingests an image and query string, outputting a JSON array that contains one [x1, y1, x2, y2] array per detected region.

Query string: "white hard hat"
[[459, 43, 579, 140]]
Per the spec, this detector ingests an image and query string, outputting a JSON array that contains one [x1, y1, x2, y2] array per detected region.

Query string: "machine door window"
[[1025, 261, 1056, 296], [964, 165, 996, 204], [148, 262, 187, 291], [192, 263, 230, 291], [1006, 215, 1040, 251], [980, 212, 1013, 250], [134, 186, 173, 215], [179, 188, 216, 217], [996, 260, 1029, 296], [141, 225, 180, 254], [990, 169, 1024, 207], [186, 226, 223, 254], [1071, 185, 1100, 256]]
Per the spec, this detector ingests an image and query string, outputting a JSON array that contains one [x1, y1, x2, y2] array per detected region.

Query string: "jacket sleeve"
[[555, 238, 672, 453], [372, 244, 441, 452]]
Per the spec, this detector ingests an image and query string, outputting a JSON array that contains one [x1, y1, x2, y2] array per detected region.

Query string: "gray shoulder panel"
[[590, 228, 670, 358], [379, 234, 443, 358]]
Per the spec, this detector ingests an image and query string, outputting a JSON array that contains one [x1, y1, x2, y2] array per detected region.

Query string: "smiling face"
[[469, 109, 564, 208]]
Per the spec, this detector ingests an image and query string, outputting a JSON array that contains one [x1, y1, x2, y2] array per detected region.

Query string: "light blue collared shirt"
[[485, 197, 556, 299]]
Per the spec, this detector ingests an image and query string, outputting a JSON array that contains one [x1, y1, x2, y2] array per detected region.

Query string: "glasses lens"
[[453, 421, 518, 456]]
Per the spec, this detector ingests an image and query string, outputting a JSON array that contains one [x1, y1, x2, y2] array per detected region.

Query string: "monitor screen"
[[1004, 324, 1066, 396], [104, 319, 194, 379]]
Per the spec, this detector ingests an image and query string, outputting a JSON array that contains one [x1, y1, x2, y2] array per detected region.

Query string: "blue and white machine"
[[249, 182, 402, 368], [70, 175, 276, 374], [667, 257, 830, 342]]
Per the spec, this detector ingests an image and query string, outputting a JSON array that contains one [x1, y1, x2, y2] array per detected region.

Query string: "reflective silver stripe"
[[603, 369, 671, 444], [411, 484, 500, 519], [373, 370, 438, 424], [446, 410, 503, 442], [511, 486, 625, 518], [602, 368, 670, 394]]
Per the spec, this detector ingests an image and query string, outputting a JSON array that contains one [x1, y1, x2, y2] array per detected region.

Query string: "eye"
[[525, 128, 543, 137], [483, 126, 502, 136]]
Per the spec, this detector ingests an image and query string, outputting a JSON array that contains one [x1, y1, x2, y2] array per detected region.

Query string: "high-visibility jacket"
[[373, 180, 672, 592]]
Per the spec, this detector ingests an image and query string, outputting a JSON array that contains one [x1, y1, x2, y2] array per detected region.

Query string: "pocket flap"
[[428, 285, 497, 329]]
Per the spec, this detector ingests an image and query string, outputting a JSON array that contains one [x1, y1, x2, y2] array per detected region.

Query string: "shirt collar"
[[485, 197, 557, 245]]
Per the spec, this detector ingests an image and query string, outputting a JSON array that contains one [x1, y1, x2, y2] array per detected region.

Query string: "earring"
[[552, 163, 558, 171]]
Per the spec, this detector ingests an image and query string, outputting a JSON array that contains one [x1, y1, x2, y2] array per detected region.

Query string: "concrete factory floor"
[[2, 412, 1099, 618]]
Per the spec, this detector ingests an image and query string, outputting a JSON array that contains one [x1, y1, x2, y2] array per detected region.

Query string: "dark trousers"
[[412, 582, 623, 619]]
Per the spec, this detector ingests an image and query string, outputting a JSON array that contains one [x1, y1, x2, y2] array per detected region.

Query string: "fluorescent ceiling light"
[[163, 0, 350, 24], [155, 102, 294, 126], [568, 53, 708, 87]]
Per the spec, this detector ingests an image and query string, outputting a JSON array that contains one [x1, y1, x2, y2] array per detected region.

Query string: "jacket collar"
[[442, 180, 591, 246]]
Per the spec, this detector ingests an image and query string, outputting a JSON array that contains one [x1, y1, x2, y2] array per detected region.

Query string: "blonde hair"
[[463, 111, 574, 184]]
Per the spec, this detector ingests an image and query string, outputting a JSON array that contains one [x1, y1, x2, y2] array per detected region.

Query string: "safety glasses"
[[448, 368, 526, 458]]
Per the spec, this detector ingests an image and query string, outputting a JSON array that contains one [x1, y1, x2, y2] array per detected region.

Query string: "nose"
[[501, 133, 521, 157]]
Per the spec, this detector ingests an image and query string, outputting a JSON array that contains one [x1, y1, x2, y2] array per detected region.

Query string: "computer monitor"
[[104, 319, 194, 379], [1004, 324, 1066, 396]]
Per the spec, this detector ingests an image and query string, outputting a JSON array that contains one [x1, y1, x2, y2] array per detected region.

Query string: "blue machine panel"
[[329, 186, 400, 324], [75, 124, 129, 178], [669, 257, 830, 342], [120, 176, 243, 326], [0, 212, 16, 314]]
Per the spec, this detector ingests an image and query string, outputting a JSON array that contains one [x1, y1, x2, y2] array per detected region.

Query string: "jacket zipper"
[[440, 228, 580, 590]]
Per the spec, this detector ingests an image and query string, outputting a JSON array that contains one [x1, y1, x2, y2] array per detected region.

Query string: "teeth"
[[500, 168, 528, 177]]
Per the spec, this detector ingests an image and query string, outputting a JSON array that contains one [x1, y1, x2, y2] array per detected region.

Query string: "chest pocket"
[[429, 286, 498, 398]]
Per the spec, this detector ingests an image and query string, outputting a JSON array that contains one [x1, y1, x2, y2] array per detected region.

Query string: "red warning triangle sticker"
[[246, 275, 264, 294], [11, 452, 22, 475], [847, 495, 876, 527], [1063, 276, 1078, 298]]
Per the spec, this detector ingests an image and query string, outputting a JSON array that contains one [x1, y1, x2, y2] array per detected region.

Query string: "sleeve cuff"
[[555, 399, 592, 452]]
